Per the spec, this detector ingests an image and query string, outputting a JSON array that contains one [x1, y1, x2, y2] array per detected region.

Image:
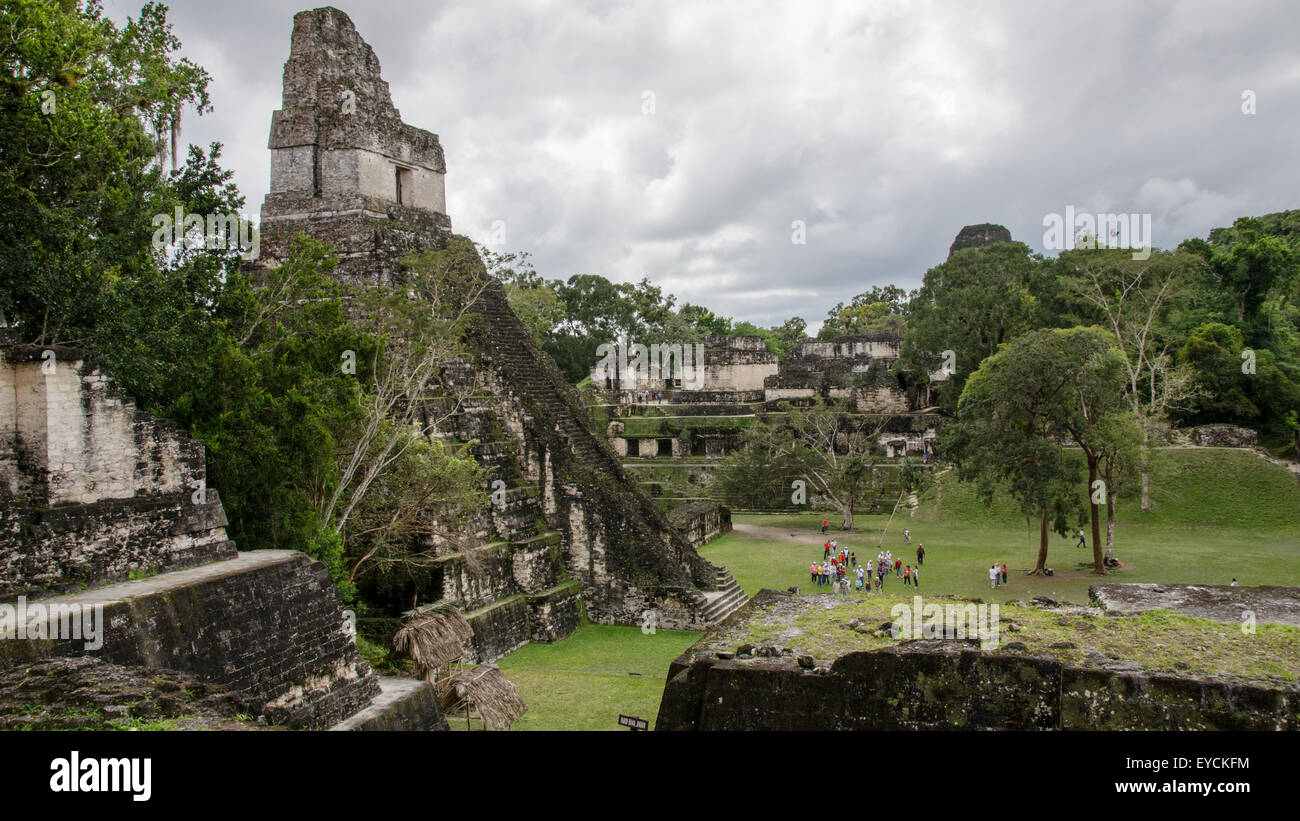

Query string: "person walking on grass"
[[903, 527, 910, 543], [895, 557, 903, 578], [856, 565, 865, 592], [916, 544, 925, 566], [912, 564, 919, 589], [903, 565, 911, 587], [1001, 563, 1008, 586], [811, 562, 819, 585], [1075, 529, 1086, 549], [989, 564, 999, 589], [822, 516, 829, 535]]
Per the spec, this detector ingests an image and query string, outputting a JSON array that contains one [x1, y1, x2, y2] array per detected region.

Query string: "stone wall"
[[1, 550, 382, 729], [589, 335, 778, 399], [668, 501, 732, 548], [1192, 425, 1259, 448], [657, 590, 1300, 731], [1, 344, 235, 597], [660, 645, 1298, 730]]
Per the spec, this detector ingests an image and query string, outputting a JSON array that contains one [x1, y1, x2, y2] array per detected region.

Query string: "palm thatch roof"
[[392, 603, 473, 680], [448, 664, 527, 730]]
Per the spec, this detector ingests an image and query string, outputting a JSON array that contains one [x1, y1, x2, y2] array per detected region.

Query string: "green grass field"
[[487, 446, 1300, 729], [468, 624, 700, 731]]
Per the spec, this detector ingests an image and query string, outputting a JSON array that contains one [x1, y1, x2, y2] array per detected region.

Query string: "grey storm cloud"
[[106, 0, 1300, 330]]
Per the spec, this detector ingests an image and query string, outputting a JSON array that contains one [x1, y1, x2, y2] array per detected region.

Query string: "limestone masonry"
[[0, 339, 235, 597], [0, 334, 435, 729], [592, 329, 942, 512]]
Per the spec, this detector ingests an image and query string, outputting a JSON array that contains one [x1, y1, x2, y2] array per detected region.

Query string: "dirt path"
[[731, 523, 883, 551]]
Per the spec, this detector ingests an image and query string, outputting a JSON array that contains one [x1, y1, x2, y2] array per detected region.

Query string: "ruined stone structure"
[[260, 7, 449, 286], [0, 336, 443, 730], [592, 330, 941, 513], [948, 222, 1012, 257], [764, 334, 909, 412], [657, 589, 1300, 731], [0, 341, 235, 597], [591, 335, 779, 404], [256, 8, 746, 648]]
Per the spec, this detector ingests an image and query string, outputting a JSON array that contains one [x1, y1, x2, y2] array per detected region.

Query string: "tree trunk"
[[1105, 490, 1116, 563], [1088, 454, 1104, 573], [1104, 462, 1116, 562], [1139, 432, 1151, 511], [1030, 508, 1049, 574]]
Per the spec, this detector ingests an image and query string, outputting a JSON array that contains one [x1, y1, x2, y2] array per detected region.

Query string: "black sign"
[[618, 714, 649, 731]]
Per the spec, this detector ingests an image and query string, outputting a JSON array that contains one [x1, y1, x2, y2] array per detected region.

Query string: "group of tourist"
[[811, 537, 927, 595], [632, 389, 665, 403], [988, 563, 1009, 588]]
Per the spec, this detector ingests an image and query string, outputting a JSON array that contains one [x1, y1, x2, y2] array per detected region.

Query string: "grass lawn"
[[468, 623, 700, 731], [712, 516, 1300, 604], [717, 448, 1300, 604], [482, 446, 1300, 729]]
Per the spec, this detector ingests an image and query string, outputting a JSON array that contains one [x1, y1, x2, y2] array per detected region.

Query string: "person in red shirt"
[[903, 565, 911, 587], [824, 540, 831, 559], [895, 557, 903, 577]]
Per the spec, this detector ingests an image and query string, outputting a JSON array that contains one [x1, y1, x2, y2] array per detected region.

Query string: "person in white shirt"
[[989, 564, 999, 588]]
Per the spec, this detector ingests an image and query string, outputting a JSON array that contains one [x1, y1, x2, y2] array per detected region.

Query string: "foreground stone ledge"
[[331, 676, 449, 731], [1, 550, 382, 729], [656, 588, 1300, 731]]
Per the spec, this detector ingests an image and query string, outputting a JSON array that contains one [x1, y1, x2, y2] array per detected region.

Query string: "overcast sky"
[[105, 0, 1300, 330]]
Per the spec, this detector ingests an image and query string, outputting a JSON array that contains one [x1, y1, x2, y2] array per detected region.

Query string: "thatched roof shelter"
[[447, 664, 527, 731], [392, 604, 473, 680]]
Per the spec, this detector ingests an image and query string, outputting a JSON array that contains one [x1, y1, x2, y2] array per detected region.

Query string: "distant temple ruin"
[[589, 328, 943, 511]]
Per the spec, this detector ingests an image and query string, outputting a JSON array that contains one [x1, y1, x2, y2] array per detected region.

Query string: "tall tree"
[[944, 327, 1131, 573], [943, 338, 1084, 574], [0, 0, 215, 353], [1056, 247, 1201, 510], [719, 400, 888, 529], [819, 284, 912, 339]]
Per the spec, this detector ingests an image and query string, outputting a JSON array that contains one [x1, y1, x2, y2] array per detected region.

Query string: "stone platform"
[[1091, 583, 1300, 626], [2, 551, 428, 729], [331, 677, 448, 731]]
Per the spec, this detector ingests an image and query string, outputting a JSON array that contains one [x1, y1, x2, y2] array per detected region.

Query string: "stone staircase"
[[699, 566, 748, 624], [466, 278, 742, 627], [419, 382, 582, 660]]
